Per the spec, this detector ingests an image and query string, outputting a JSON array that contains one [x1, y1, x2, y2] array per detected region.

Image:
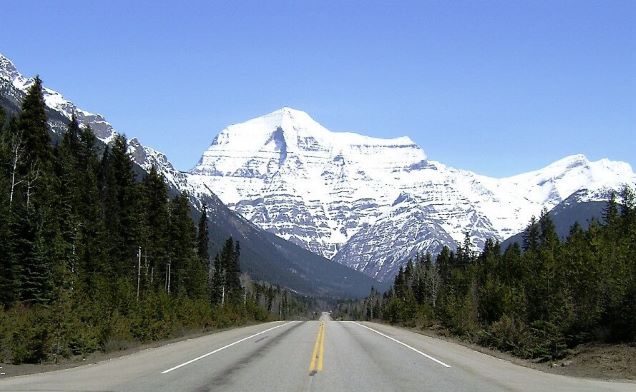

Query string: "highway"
[[1, 313, 633, 391]]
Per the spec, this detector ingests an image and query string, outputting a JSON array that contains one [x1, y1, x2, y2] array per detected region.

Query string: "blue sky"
[[1, 0, 634, 176]]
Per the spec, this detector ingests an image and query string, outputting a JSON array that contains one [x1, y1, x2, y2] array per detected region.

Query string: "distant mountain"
[[0, 52, 380, 298], [188, 108, 636, 281], [500, 188, 611, 250]]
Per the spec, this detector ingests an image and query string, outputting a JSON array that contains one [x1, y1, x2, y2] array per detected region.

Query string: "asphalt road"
[[0, 313, 633, 392]]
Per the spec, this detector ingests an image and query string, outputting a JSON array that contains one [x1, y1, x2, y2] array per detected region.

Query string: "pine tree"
[[101, 135, 138, 279], [603, 191, 619, 226], [11, 206, 54, 304], [54, 115, 85, 290], [211, 253, 224, 305], [7, 77, 57, 304], [225, 238, 242, 303], [141, 165, 170, 292], [538, 208, 559, 249], [75, 125, 106, 292], [523, 216, 540, 252], [168, 192, 205, 297], [18, 76, 51, 170], [197, 204, 210, 267], [0, 109, 18, 305]]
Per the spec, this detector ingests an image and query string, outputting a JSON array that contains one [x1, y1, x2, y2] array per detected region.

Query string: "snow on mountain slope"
[[190, 108, 636, 280], [473, 154, 635, 239], [189, 107, 426, 258], [1, 53, 116, 143]]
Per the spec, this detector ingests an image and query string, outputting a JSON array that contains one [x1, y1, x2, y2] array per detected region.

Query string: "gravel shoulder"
[[366, 320, 636, 381], [385, 323, 636, 381]]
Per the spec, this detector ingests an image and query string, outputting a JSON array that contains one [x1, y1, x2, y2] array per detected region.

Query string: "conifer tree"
[[0, 109, 18, 305], [221, 238, 241, 303], [168, 192, 206, 297], [8, 76, 57, 304], [604, 191, 619, 226], [538, 208, 559, 249], [75, 125, 106, 291], [141, 165, 170, 291], [101, 135, 138, 279], [523, 216, 540, 252], [211, 253, 224, 305], [18, 76, 51, 170], [197, 204, 210, 266]]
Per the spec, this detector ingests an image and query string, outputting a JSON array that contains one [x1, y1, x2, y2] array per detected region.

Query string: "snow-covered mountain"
[[189, 108, 636, 281]]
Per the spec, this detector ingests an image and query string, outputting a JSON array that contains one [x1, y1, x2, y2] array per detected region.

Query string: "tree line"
[[0, 77, 305, 364], [336, 191, 636, 360]]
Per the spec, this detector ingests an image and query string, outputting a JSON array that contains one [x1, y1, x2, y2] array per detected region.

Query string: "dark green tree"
[[100, 135, 138, 279], [18, 76, 51, 170], [197, 204, 210, 270]]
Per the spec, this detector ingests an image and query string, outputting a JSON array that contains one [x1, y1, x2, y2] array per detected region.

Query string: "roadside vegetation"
[[336, 190, 636, 362], [0, 78, 309, 364]]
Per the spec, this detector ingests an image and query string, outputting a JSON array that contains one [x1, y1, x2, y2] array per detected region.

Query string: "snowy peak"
[[191, 107, 425, 181], [0, 52, 117, 144], [0, 53, 20, 81], [498, 154, 634, 206], [188, 107, 429, 260]]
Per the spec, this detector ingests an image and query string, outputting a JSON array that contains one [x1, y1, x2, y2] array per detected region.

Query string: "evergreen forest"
[[336, 193, 636, 361], [0, 78, 310, 364]]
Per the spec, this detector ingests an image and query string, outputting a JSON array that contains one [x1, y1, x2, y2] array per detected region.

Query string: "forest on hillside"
[[337, 192, 636, 360], [0, 78, 311, 364]]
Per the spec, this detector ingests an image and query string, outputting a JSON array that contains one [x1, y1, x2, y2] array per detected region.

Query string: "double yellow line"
[[309, 321, 325, 373]]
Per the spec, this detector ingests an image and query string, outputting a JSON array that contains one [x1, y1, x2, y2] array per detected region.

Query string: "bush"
[[479, 315, 527, 354], [9, 305, 51, 364]]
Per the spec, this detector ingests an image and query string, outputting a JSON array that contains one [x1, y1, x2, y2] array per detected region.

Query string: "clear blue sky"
[[1, 0, 634, 176]]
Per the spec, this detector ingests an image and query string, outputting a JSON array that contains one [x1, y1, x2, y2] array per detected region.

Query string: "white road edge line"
[[349, 321, 451, 368], [161, 321, 297, 374]]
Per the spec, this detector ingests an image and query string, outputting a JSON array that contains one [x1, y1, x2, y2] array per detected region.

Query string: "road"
[[0, 313, 633, 391]]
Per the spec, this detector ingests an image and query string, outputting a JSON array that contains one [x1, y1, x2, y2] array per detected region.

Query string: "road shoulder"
[[0, 321, 271, 379], [363, 321, 636, 381]]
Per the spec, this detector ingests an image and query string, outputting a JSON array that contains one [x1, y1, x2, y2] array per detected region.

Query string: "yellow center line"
[[309, 321, 326, 373], [318, 322, 325, 371]]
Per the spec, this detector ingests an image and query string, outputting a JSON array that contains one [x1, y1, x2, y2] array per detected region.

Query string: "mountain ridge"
[[188, 107, 636, 280], [0, 52, 380, 297]]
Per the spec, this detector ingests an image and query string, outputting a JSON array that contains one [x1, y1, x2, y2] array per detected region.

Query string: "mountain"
[[189, 108, 636, 281], [500, 188, 611, 250], [0, 53, 380, 298], [0, 55, 116, 144]]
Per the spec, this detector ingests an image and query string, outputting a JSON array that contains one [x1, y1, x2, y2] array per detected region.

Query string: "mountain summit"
[[189, 107, 427, 259], [191, 107, 420, 178], [189, 108, 636, 281]]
